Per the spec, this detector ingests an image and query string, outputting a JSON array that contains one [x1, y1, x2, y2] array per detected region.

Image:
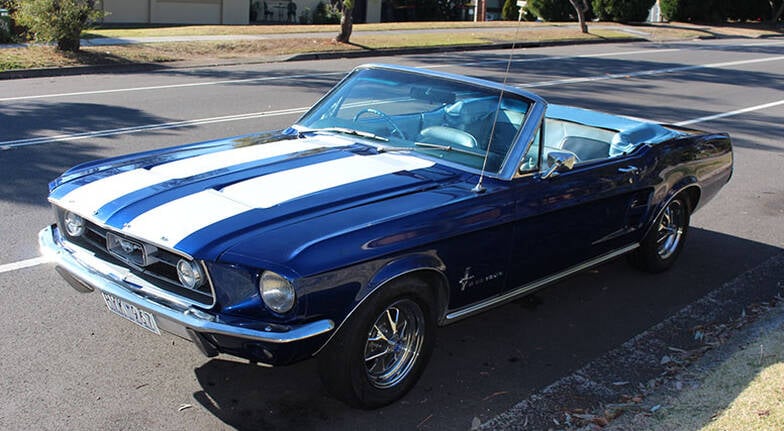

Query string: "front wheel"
[[317, 277, 435, 409], [628, 195, 690, 273]]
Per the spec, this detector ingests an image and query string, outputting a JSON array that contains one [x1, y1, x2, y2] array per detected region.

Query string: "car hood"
[[49, 132, 467, 268]]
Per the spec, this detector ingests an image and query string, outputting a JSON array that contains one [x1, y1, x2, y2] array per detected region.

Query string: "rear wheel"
[[318, 277, 435, 409], [628, 195, 690, 273]]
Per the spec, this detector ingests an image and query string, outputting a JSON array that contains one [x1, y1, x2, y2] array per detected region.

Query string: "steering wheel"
[[352, 108, 407, 140]]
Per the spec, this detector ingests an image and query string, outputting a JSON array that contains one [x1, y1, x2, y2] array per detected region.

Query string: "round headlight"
[[259, 271, 296, 313], [177, 259, 204, 289], [63, 211, 85, 237]]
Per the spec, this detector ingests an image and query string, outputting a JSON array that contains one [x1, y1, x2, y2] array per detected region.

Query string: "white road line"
[[0, 49, 681, 102], [674, 98, 784, 126], [0, 71, 345, 103], [0, 107, 309, 149], [0, 257, 49, 274], [738, 40, 784, 47], [424, 48, 682, 69], [2, 96, 782, 274], [519, 55, 784, 88], [4, 53, 783, 150]]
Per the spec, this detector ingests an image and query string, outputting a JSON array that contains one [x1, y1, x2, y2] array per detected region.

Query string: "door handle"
[[618, 166, 640, 174]]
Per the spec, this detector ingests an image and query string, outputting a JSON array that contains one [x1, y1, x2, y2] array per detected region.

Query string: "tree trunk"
[[336, 6, 353, 43], [567, 0, 589, 33]]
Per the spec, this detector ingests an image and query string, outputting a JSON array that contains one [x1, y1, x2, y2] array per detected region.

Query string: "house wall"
[[101, 0, 250, 25]]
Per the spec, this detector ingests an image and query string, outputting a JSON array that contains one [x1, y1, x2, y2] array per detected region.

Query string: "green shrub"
[[300, 6, 312, 23], [660, 0, 718, 21], [663, 0, 782, 21], [718, 0, 769, 21], [312, 1, 340, 24], [526, 0, 575, 21], [592, 0, 654, 22], [1, 0, 18, 42], [13, 0, 103, 51]]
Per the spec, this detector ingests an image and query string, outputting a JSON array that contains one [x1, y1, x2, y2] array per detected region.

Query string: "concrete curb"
[[0, 36, 644, 81]]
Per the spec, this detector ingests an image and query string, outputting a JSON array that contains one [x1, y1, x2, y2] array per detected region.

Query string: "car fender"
[[313, 252, 449, 355], [644, 179, 701, 238]]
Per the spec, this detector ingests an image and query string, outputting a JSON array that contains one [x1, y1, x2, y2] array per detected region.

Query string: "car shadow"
[[0, 102, 189, 207], [191, 227, 783, 430]]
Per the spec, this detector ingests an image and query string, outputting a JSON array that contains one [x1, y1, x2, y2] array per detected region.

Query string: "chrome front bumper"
[[38, 225, 334, 360]]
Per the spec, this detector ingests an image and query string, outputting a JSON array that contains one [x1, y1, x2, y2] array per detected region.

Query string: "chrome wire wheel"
[[656, 200, 686, 260], [363, 299, 425, 390]]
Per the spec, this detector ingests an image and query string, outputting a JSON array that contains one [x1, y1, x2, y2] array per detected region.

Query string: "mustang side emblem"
[[459, 267, 475, 291], [460, 267, 504, 291]]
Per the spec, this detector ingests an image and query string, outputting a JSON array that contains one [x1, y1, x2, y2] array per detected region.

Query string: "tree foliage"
[[660, 0, 781, 22], [526, 0, 575, 21], [312, 1, 340, 23], [13, 0, 102, 51], [502, 0, 520, 20], [592, 0, 654, 22]]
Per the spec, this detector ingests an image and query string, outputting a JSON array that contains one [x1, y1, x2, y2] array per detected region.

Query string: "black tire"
[[628, 195, 690, 273], [317, 277, 436, 409]]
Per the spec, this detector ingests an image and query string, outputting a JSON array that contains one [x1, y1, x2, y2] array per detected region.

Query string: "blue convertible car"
[[39, 64, 732, 408]]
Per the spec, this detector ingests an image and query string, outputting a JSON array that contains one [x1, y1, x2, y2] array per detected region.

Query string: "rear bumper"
[[38, 224, 334, 365]]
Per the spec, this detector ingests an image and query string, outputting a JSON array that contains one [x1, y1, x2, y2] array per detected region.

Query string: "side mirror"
[[542, 151, 577, 179]]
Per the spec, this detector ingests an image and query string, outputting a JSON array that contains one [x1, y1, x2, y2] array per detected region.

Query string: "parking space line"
[[0, 72, 346, 103], [0, 257, 48, 274], [0, 107, 309, 149], [4, 53, 783, 150], [675, 98, 784, 126], [519, 55, 784, 88], [0, 49, 681, 103]]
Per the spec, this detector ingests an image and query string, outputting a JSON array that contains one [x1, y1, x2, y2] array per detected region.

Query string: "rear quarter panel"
[[643, 130, 733, 232]]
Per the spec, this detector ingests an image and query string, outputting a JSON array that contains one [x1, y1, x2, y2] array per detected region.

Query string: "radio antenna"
[[472, 11, 525, 194]]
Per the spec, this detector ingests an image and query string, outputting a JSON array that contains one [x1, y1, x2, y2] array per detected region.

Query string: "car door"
[[505, 131, 651, 289]]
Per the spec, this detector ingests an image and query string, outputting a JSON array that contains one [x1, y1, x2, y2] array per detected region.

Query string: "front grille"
[[65, 216, 214, 307]]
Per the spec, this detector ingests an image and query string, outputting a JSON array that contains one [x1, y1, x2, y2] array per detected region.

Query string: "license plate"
[[102, 292, 161, 335]]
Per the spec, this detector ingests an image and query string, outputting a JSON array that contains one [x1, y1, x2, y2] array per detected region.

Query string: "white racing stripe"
[[51, 138, 339, 220], [122, 153, 435, 246], [122, 189, 252, 247], [221, 153, 435, 208]]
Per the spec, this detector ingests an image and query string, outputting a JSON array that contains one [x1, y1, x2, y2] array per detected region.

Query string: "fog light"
[[63, 211, 85, 237], [177, 259, 204, 289]]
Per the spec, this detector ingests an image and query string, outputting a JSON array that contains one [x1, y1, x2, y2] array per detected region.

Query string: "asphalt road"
[[1, 38, 782, 430]]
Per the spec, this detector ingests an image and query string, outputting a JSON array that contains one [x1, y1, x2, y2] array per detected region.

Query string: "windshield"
[[296, 68, 531, 173]]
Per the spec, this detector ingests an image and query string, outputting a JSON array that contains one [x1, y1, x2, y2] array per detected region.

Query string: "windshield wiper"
[[296, 127, 417, 153], [297, 127, 389, 142], [414, 141, 482, 157]]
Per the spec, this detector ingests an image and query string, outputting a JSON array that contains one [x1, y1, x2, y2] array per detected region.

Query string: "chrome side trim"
[[39, 225, 334, 345], [444, 243, 639, 322]]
